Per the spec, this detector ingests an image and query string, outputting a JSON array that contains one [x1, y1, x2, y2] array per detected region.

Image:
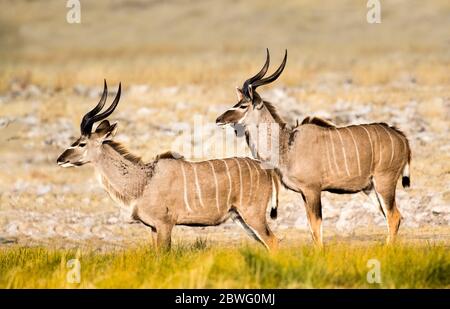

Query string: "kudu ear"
[[95, 120, 111, 133], [96, 121, 118, 141], [253, 96, 264, 109], [236, 87, 244, 101]]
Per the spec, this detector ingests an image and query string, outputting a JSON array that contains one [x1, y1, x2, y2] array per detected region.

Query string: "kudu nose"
[[56, 153, 67, 165], [216, 115, 223, 125]]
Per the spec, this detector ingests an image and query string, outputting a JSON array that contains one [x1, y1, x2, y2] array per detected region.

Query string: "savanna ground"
[[0, 0, 449, 288]]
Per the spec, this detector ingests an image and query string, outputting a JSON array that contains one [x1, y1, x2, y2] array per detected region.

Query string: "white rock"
[[129, 84, 150, 95], [161, 86, 179, 96], [36, 184, 52, 196], [5, 223, 19, 235], [25, 85, 42, 98], [136, 107, 155, 116], [107, 216, 119, 225]]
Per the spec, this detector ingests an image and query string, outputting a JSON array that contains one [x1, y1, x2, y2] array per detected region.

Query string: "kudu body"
[[216, 50, 411, 246], [57, 81, 280, 250]]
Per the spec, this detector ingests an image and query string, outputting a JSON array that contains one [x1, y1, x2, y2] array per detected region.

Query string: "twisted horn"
[[89, 83, 121, 124], [81, 82, 121, 135], [242, 49, 270, 94], [251, 49, 287, 89], [80, 79, 107, 134]]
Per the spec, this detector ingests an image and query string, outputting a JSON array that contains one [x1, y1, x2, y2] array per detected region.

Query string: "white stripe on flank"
[[391, 129, 408, 161], [361, 126, 374, 172], [400, 134, 407, 156], [395, 131, 407, 154], [379, 125, 395, 167], [248, 159, 260, 191], [207, 161, 220, 212], [372, 125, 382, 167], [328, 129, 341, 175], [232, 158, 243, 206], [180, 163, 192, 212], [392, 129, 408, 167], [243, 159, 253, 204], [345, 127, 361, 176], [335, 128, 351, 177], [221, 159, 232, 208], [191, 163, 205, 209], [323, 133, 334, 176]]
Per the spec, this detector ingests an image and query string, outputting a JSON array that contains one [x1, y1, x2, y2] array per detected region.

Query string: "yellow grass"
[[0, 242, 448, 288]]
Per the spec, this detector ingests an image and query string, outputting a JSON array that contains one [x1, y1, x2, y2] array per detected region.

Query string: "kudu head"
[[216, 49, 287, 128], [57, 80, 121, 167]]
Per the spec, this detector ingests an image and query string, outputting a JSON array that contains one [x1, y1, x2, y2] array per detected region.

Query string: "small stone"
[[5, 223, 19, 235], [36, 184, 52, 196], [107, 217, 119, 225]]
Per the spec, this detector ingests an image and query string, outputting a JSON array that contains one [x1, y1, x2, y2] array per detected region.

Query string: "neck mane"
[[262, 101, 287, 128], [103, 140, 144, 165]]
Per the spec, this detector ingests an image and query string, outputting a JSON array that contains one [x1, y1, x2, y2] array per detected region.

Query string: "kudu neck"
[[93, 142, 148, 204], [244, 103, 290, 168]]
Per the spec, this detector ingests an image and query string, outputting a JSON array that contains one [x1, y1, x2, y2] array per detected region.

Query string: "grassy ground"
[[0, 241, 448, 288]]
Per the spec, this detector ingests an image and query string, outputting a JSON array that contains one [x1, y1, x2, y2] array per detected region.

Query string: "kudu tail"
[[402, 140, 411, 188], [402, 162, 410, 188], [391, 126, 411, 189], [270, 171, 280, 220]]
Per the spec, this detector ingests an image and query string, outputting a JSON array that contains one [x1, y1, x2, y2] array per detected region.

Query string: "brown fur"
[[383, 124, 411, 163]]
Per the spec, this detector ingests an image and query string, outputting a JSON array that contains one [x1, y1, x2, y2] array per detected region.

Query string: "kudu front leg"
[[155, 223, 174, 251], [301, 189, 323, 247]]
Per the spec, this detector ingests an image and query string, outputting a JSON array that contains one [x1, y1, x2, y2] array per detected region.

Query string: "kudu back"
[[216, 50, 411, 246], [57, 80, 280, 250]]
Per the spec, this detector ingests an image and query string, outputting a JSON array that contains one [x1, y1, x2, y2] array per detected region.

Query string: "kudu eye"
[[79, 143, 87, 147], [240, 105, 248, 109]]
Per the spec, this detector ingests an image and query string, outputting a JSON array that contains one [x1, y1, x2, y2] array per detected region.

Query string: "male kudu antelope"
[[57, 80, 280, 250], [216, 50, 411, 246]]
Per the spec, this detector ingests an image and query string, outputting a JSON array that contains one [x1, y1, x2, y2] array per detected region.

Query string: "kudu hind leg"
[[233, 209, 278, 251], [302, 189, 323, 247], [386, 200, 402, 244], [364, 181, 386, 219], [373, 177, 402, 244]]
